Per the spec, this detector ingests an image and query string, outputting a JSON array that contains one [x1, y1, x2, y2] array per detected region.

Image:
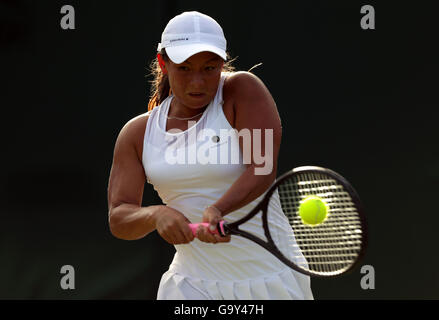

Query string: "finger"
[[209, 224, 217, 233], [215, 234, 231, 243], [183, 225, 195, 242], [160, 232, 175, 245], [197, 226, 217, 243], [196, 225, 209, 241], [176, 228, 192, 244], [208, 217, 221, 232], [199, 219, 219, 234], [173, 219, 193, 244], [163, 228, 186, 245]]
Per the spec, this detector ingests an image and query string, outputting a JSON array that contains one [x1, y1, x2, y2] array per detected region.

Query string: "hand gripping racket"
[[189, 166, 367, 278]]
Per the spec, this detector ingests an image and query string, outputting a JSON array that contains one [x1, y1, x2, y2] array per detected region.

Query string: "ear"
[[157, 53, 167, 74]]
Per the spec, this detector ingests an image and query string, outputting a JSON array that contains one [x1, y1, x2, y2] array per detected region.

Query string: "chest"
[[164, 100, 235, 133]]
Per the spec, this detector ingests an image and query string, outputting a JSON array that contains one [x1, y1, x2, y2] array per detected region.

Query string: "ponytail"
[[148, 50, 171, 111]]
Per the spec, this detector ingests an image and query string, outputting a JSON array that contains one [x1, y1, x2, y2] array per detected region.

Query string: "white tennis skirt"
[[157, 268, 314, 300]]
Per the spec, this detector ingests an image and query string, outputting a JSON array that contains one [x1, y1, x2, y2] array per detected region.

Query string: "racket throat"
[[218, 221, 228, 237]]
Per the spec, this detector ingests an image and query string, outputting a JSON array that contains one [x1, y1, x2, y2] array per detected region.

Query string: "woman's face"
[[165, 51, 224, 109]]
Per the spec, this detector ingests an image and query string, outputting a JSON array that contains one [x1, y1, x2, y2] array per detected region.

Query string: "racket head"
[[270, 166, 367, 277], [223, 166, 367, 278]]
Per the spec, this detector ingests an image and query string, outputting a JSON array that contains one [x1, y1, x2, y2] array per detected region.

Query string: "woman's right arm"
[[107, 114, 194, 244]]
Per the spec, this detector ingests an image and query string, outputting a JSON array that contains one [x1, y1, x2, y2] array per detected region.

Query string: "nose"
[[189, 72, 205, 88]]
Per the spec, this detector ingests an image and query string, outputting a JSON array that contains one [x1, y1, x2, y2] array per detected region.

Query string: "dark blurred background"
[[0, 0, 438, 299]]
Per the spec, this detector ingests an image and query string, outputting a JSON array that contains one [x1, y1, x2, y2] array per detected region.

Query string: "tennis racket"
[[189, 166, 367, 278]]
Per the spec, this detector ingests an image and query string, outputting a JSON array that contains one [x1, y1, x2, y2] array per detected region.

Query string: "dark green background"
[[1, 0, 438, 299]]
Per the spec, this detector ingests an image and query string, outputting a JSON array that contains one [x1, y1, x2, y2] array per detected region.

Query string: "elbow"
[[108, 206, 151, 241], [107, 203, 158, 240], [108, 208, 130, 240], [109, 218, 133, 240], [108, 211, 124, 239]]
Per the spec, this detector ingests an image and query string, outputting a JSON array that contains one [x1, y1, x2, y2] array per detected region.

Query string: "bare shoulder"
[[116, 112, 150, 160], [222, 72, 273, 127], [224, 71, 276, 117], [224, 71, 270, 100], [123, 112, 149, 133]]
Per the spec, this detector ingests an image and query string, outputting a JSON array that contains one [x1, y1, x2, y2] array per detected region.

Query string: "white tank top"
[[142, 73, 299, 281]]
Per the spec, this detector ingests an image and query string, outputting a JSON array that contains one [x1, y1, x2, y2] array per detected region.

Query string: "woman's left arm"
[[199, 71, 282, 238]]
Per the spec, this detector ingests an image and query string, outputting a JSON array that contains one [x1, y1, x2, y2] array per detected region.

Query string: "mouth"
[[188, 92, 206, 98]]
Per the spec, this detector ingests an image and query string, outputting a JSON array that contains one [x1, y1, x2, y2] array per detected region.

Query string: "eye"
[[205, 66, 216, 71], [178, 66, 190, 71]]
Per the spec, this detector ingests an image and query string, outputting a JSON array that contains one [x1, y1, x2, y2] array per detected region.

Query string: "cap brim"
[[165, 43, 227, 64]]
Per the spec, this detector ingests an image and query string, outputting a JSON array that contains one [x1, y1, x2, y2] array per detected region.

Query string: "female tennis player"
[[107, 11, 313, 300]]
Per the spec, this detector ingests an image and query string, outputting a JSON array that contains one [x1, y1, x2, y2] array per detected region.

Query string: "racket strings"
[[277, 172, 364, 276]]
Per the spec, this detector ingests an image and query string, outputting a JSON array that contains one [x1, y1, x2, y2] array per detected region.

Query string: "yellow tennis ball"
[[299, 196, 329, 226]]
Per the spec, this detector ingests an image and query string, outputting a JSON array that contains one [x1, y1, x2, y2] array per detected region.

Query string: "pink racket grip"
[[189, 221, 226, 237]]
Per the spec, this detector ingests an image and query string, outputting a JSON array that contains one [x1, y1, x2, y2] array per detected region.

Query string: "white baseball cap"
[[157, 11, 227, 64]]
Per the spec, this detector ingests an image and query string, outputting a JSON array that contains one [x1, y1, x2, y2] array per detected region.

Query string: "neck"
[[169, 98, 208, 119]]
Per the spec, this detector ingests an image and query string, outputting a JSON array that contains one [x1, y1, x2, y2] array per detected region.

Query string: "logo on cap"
[[170, 37, 189, 43]]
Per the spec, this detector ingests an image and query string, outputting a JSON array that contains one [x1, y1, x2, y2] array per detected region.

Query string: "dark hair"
[[147, 49, 236, 111]]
